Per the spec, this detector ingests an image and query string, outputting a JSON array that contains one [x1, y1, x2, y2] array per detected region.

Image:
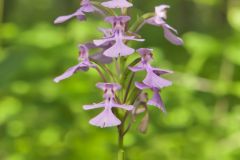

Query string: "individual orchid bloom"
[[129, 48, 172, 88], [83, 83, 134, 128], [135, 82, 166, 113], [101, 0, 133, 9], [54, 0, 103, 24], [94, 30, 144, 57], [145, 5, 183, 45], [94, 16, 144, 57], [54, 45, 96, 83]]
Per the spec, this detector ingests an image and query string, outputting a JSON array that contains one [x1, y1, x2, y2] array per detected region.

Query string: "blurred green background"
[[1, 0, 240, 160]]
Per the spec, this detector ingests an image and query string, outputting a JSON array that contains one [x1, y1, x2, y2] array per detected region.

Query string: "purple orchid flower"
[[129, 48, 172, 88], [54, 44, 96, 83], [94, 16, 144, 57], [54, 0, 103, 24], [82, 41, 113, 64], [135, 82, 166, 113], [145, 5, 183, 45], [83, 83, 134, 128], [101, 0, 133, 9]]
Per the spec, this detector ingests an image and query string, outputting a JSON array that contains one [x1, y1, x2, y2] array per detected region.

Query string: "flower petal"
[[54, 9, 84, 24], [152, 67, 173, 75], [147, 89, 166, 112], [89, 108, 121, 128], [96, 83, 121, 91], [135, 82, 150, 90], [101, 0, 133, 8], [123, 36, 145, 42], [162, 24, 183, 45], [93, 37, 115, 46], [53, 63, 88, 83], [103, 39, 134, 57], [143, 71, 172, 88], [54, 14, 76, 24], [113, 103, 134, 110], [129, 64, 145, 72], [83, 102, 105, 110]]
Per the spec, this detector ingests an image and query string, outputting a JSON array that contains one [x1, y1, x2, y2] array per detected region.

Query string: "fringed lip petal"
[[103, 39, 135, 57], [89, 108, 121, 128]]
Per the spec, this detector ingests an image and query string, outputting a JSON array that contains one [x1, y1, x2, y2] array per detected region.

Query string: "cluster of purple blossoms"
[[54, 0, 183, 128]]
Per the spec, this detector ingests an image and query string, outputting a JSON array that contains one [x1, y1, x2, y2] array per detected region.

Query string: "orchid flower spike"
[[101, 0, 133, 9], [145, 5, 183, 45], [54, 44, 96, 83], [83, 83, 134, 128]]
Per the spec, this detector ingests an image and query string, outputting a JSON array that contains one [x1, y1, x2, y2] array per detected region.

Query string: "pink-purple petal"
[[83, 102, 105, 110], [54, 14, 76, 24], [89, 108, 121, 128], [143, 71, 172, 88], [162, 24, 183, 45], [54, 63, 87, 83], [135, 82, 150, 90], [113, 103, 134, 110], [147, 89, 166, 112], [96, 83, 121, 91], [152, 67, 174, 75], [54, 9, 85, 24], [103, 39, 134, 57], [101, 0, 133, 8], [93, 37, 115, 46], [129, 65, 145, 72]]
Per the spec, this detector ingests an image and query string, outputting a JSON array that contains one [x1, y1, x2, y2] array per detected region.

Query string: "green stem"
[[95, 67, 108, 82], [129, 12, 155, 32], [123, 73, 135, 103], [118, 124, 125, 160], [118, 148, 125, 160]]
